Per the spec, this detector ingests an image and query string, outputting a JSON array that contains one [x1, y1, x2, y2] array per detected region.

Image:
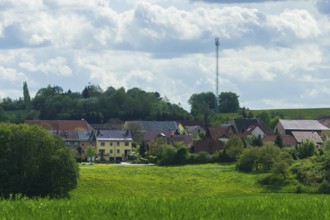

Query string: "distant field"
[[2, 164, 330, 219], [218, 108, 330, 120]]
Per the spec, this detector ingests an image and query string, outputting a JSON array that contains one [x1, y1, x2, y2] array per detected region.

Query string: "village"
[[25, 117, 330, 163]]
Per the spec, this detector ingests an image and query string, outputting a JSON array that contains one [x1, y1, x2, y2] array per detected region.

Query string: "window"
[[101, 142, 105, 146], [117, 142, 120, 146], [125, 142, 129, 146], [110, 142, 113, 146], [117, 149, 120, 154], [110, 149, 113, 154]]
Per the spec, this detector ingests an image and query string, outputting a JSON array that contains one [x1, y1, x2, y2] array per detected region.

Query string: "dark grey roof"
[[77, 130, 95, 141], [96, 130, 132, 140], [224, 118, 273, 135], [279, 120, 329, 131], [138, 121, 178, 132]]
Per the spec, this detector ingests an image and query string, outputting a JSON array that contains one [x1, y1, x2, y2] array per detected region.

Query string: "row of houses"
[[25, 118, 330, 161]]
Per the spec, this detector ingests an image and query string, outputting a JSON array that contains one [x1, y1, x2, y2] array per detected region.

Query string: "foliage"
[[218, 91, 240, 113], [23, 82, 31, 111], [322, 139, 330, 154], [188, 92, 215, 123], [251, 135, 263, 147], [0, 123, 79, 198], [274, 134, 283, 148], [237, 143, 290, 173], [224, 135, 245, 161], [298, 140, 316, 159], [236, 147, 261, 172], [139, 141, 147, 158], [257, 111, 270, 126], [1, 85, 191, 123]]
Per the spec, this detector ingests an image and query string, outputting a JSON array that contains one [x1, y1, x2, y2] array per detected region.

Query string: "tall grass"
[[1, 164, 330, 219], [2, 194, 330, 219]]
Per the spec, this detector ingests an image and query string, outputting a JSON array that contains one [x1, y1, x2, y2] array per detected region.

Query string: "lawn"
[[2, 164, 330, 219]]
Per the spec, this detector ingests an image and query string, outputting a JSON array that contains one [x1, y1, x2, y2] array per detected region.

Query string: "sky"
[[1, 0, 330, 111]]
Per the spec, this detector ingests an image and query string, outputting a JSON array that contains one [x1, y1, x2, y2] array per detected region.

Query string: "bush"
[[225, 136, 245, 161], [318, 181, 330, 194], [298, 140, 316, 159], [236, 148, 260, 172], [189, 152, 212, 164], [258, 174, 285, 185], [0, 123, 79, 198]]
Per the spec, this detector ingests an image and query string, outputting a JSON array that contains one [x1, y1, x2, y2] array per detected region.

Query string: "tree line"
[[0, 83, 242, 124], [0, 83, 192, 123]]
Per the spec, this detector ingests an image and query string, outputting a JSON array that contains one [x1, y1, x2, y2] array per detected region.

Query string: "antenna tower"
[[215, 37, 220, 113]]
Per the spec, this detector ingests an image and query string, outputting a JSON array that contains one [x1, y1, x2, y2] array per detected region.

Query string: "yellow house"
[[96, 130, 133, 162]]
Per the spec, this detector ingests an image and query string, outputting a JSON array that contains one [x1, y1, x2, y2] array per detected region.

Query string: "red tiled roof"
[[25, 120, 91, 132], [57, 120, 90, 131]]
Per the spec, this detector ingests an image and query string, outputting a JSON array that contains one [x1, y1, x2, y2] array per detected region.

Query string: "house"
[[143, 130, 173, 145], [221, 118, 273, 138], [207, 127, 234, 142], [275, 119, 329, 136], [274, 120, 329, 146], [143, 130, 193, 148], [185, 125, 206, 139], [96, 130, 133, 162], [167, 134, 193, 148]]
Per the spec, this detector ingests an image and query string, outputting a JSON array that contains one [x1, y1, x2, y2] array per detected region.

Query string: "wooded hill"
[[0, 84, 191, 123]]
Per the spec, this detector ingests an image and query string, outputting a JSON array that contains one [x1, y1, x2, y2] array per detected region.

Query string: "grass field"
[[217, 107, 330, 121], [1, 164, 330, 219]]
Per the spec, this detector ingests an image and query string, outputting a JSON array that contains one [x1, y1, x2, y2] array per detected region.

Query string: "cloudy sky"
[[1, 0, 330, 111]]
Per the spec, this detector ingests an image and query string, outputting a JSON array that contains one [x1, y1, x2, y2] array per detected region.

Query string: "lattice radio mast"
[[215, 37, 220, 113]]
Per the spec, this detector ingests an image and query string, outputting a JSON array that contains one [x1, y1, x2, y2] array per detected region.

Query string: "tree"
[[0, 123, 79, 198], [274, 134, 283, 148], [139, 141, 147, 158], [258, 111, 270, 126], [236, 147, 261, 172], [225, 135, 245, 161], [188, 92, 216, 122], [258, 143, 281, 172], [23, 81, 31, 111], [251, 135, 263, 147], [218, 92, 240, 113]]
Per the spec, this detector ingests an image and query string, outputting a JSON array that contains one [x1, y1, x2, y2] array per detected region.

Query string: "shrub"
[[258, 174, 285, 185], [298, 140, 316, 159], [236, 147, 260, 172], [318, 181, 330, 194], [189, 152, 212, 164], [225, 135, 244, 161]]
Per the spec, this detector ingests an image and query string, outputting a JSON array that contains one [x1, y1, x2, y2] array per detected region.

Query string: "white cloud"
[[0, 66, 24, 82], [1, 0, 330, 111]]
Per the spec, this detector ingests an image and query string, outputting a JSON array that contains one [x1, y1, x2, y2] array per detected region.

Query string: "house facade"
[[96, 130, 133, 162]]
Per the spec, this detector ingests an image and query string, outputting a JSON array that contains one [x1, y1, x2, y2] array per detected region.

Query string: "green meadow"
[[2, 164, 330, 219]]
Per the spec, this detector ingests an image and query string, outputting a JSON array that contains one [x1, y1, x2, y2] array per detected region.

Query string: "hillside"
[[218, 108, 330, 121]]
